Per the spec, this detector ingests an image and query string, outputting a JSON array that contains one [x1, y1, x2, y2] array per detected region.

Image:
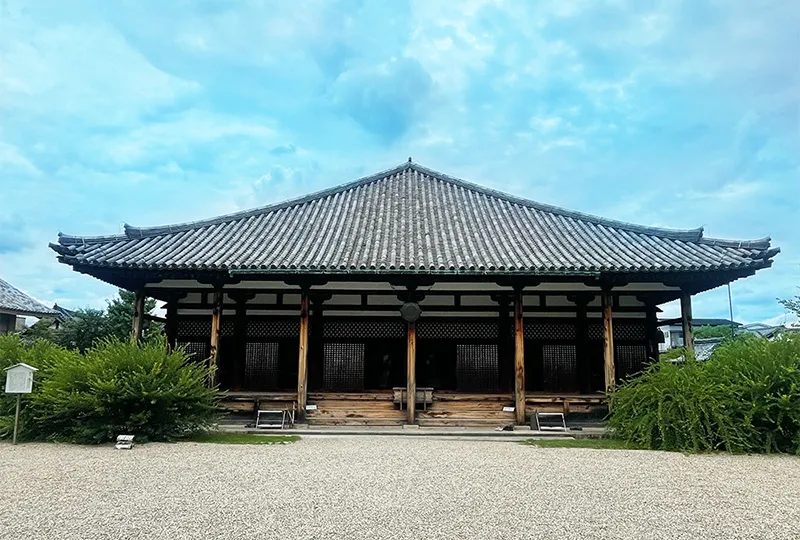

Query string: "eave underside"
[[64, 263, 767, 307]]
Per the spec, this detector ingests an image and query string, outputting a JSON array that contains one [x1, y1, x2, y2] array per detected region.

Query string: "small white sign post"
[[4, 363, 38, 445]]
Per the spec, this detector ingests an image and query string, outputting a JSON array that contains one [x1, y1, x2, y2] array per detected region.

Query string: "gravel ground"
[[1, 437, 798, 540]]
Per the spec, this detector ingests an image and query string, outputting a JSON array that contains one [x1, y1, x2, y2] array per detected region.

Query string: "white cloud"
[[0, 142, 41, 176], [0, 17, 198, 125]]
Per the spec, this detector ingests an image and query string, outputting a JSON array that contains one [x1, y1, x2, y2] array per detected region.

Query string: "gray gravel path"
[[1, 437, 798, 540]]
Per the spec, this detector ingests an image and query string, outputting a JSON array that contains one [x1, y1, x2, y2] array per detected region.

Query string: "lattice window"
[[456, 344, 498, 392], [418, 320, 498, 340], [323, 319, 405, 339], [541, 344, 578, 392], [614, 322, 647, 340], [588, 323, 604, 340], [524, 323, 576, 340], [244, 342, 279, 390], [615, 344, 648, 381], [177, 319, 211, 337], [176, 341, 208, 362], [247, 318, 300, 338], [221, 319, 235, 337], [323, 343, 365, 391]]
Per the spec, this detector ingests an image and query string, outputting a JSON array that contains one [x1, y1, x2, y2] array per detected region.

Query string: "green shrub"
[[0, 335, 76, 439], [1, 335, 220, 443], [608, 334, 800, 454]]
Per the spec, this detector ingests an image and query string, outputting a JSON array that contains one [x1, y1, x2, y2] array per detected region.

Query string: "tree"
[[21, 317, 57, 344], [106, 290, 160, 342], [694, 325, 735, 339], [28, 290, 162, 352], [54, 308, 110, 353], [779, 291, 800, 319]]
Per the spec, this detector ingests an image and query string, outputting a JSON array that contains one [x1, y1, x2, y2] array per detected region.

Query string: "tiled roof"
[[51, 162, 779, 276], [0, 277, 58, 317], [52, 304, 75, 321]]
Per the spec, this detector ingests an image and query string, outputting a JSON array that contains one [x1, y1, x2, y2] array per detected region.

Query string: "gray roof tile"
[[51, 162, 779, 276], [0, 278, 58, 317]]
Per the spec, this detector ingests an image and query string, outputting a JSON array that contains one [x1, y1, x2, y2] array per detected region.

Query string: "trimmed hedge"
[[608, 334, 800, 454], [1, 335, 219, 443]]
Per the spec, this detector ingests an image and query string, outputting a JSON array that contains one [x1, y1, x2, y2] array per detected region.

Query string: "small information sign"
[[4, 363, 37, 394]]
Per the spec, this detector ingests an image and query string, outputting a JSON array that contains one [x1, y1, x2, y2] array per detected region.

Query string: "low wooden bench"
[[393, 387, 434, 411]]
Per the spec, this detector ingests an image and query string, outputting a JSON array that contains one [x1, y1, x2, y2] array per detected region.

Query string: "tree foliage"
[[44, 290, 162, 352], [693, 325, 735, 339], [0, 335, 219, 443], [779, 291, 800, 319], [609, 334, 800, 454]]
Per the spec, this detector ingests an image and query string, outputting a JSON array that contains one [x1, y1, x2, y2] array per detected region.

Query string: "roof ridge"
[[56, 160, 767, 246], [407, 163, 705, 241]]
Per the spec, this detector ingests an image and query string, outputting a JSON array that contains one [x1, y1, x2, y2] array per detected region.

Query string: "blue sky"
[[1, 0, 798, 324]]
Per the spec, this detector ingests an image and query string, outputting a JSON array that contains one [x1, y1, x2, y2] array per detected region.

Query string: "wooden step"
[[308, 392, 395, 401], [417, 410, 515, 420], [307, 417, 407, 426], [428, 402, 513, 411], [416, 418, 515, 427], [312, 402, 398, 412], [308, 409, 405, 419], [433, 393, 513, 402]]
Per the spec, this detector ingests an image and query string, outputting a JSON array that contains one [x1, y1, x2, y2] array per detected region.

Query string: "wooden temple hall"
[[51, 161, 778, 426]]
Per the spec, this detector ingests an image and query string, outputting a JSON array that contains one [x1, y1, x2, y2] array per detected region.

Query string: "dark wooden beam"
[[573, 294, 592, 394], [232, 294, 250, 391], [165, 299, 178, 349], [172, 302, 651, 313], [680, 291, 694, 355]]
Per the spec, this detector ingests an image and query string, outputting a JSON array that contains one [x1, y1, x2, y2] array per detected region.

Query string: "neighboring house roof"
[[0, 277, 58, 318], [51, 304, 75, 321], [694, 338, 724, 361], [51, 161, 779, 276]]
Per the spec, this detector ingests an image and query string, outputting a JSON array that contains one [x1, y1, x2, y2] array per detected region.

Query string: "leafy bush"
[[0, 335, 75, 439], [0, 335, 220, 443], [608, 333, 800, 454]]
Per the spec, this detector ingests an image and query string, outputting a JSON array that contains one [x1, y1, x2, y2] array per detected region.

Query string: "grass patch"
[[522, 438, 640, 450], [187, 432, 300, 445]]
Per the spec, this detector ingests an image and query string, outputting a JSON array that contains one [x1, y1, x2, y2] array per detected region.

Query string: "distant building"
[[51, 304, 76, 329], [0, 277, 58, 335], [659, 318, 740, 351]]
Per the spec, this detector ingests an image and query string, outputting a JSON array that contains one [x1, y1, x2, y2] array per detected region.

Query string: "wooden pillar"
[[297, 289, 310, 421], [309, 295, 327, 391], [208, 289, 223, 387], [574, 295, 591, 394], [602, 290, 615, 393], [165, 299, 178, 350], [232, 295, 249, 391], [680, 291, 694, 355], [513, 290, 525, 425], [406, 321, 417, 424], [496, 296, 511, 391], [645, 303, 660, 362], [130, 290, 145, 343]]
